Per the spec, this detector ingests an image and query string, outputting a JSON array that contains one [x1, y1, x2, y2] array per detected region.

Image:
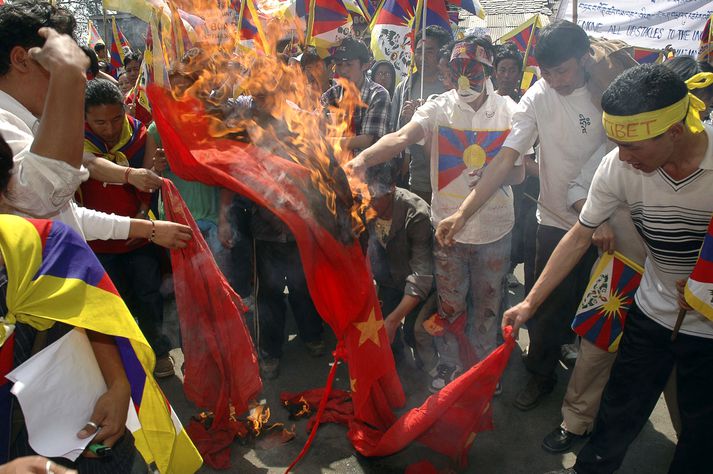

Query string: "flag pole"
[[573, 0, 578, 24], [671, 308, 687, 341], [103, 8, 109, 50], [420, 0, 427, 100]]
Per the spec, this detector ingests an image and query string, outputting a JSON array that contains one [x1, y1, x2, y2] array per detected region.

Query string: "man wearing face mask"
[[347, 36, 525, 392]]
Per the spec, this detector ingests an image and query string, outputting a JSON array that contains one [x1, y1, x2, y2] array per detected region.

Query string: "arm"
[[77, 332, 130, 447], [143, 133, 158, 170], [502, 222, 596, 332], [84, 156, 162, 192], [28, 29, 90, 169], [340, 134, 375, 151], [384, 294, 421, 342], [346, 121, 426, 176]]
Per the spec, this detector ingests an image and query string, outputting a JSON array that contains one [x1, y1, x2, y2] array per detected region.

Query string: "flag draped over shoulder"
[[0, 215, 202, 474], [684, 215, 713, 321], [87, 20, 104, 48], [160, 180, 262, 469], [572, 252, 644, 352]]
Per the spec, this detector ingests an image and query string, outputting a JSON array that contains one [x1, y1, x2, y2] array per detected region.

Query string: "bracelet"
[[148, 219, 156, 242], [124, 167, 132, 184]]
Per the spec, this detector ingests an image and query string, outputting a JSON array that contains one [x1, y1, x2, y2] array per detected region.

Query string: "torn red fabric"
[[161, 180, 262, 468]]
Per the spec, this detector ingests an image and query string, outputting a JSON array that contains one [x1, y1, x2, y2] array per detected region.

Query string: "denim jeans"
[[433, 233, 511, 368]]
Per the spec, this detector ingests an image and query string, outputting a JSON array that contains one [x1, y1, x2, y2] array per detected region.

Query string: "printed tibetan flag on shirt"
[[633, 47, 664, 64], [684, 215, 713, 321], [306, 0, 353, 50], [572, 252, 644, 352], [436, 126, 509, 191], [0, 215, 202, 473]]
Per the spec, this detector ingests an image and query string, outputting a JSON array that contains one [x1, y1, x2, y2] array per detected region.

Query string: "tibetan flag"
[[499, 13, 543, 91], [103, 0, 167, 23], [424, 0, 452, 34], [572, 252, 644, 352], [0, 215, 202, 473], [698, 14, 712, 66], [237, 0, 270, 51], [450, 0, 485, 19], [86, 19, 104, 49], [109, 16, 127, 73], [684, 215, 713, 321], [307, 0, 353, 50], [369, 0, 419, 80], [146, 11, 170, 88], [633, 47, 664, 64], [437, 126, 510, 191]]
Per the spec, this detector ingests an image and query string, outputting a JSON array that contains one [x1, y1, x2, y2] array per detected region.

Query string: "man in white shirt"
[[348, 36, 524, 392], [508, 64, 713, 474], [436, 21, 606, 410]]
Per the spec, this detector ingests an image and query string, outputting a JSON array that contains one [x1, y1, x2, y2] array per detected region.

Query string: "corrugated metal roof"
[[457, 1, 559, 42]]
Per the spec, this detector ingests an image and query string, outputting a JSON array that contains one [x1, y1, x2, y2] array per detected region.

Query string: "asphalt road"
[[158, 266, 677, 473]]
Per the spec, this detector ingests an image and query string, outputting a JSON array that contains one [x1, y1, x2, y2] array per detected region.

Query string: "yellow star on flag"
[[354, 308, 384, 347]]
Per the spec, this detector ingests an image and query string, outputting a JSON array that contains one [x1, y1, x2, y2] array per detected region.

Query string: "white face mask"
[[456, 76, 493, 100]]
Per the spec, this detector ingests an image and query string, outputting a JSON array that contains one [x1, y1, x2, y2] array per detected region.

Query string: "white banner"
[[559, 0, 712, 56]]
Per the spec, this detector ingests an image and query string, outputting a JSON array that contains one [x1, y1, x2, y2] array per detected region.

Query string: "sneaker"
[[494, 382, 503, 396], [304, 340, 326, 357], [261, 357, 280, 380], [429, 364, 461, 393], [506, 273, 520, 288], [154, 355, 175, 379]]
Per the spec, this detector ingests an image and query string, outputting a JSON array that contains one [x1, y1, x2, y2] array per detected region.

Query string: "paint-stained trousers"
[[433, 233, 511, 368]]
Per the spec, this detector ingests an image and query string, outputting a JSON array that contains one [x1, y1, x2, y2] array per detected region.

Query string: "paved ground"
[[158, 266, 677, 473]]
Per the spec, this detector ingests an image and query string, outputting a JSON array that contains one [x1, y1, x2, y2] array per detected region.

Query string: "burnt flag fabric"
[[684, 215, 713, 321], [437, 126, 509, 192], [572, 252, 644, 352]]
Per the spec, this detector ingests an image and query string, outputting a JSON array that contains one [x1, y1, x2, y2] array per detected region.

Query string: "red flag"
[[161, 180, 262, 469]]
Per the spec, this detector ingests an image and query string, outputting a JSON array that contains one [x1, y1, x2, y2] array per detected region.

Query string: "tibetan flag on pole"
[[0, 215, 202, 473], [237, 0, 270, 51], [698, 14, 712, 66], [436, 126, 510, 191], [86, 19, 104, 48], [306, 0, 353, 50], [633, 47, 664, 64], [450, 0, 485, 19], [369, 0, 420, 80], [684, 215, 713, 321], [103, 0, 167, 23], [109, 16, 127, 73], [572, 252, 644, 352], [424, 0, 452, 33], [498, 14, 543, 92]]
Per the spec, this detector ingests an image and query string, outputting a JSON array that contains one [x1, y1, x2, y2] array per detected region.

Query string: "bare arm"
[[143, 133, 158, 170], [503, 222, 595, 332], [384, 294, 421, 342], [28, 29, 89, 169], [340, 134, 375, 152], [346, 121, 426, 177], [84, 157, 162, 192]]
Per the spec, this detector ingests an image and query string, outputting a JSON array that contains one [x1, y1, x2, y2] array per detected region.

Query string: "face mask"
[[450, 58, 486, 100]]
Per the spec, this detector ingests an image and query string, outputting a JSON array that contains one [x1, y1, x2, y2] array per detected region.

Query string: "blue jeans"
[[433, 233, 511, 368]]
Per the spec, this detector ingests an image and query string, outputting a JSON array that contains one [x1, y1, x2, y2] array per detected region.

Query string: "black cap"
[[331, 37, 370, 63]]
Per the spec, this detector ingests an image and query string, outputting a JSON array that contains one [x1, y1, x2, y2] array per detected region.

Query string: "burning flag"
[[572, 252, 644, 352], [684, 215, 713, 321], [437, 127, 509, 191]]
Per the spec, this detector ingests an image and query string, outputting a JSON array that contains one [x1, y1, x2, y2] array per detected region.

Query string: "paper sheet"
[[6, 328, 108, 460]]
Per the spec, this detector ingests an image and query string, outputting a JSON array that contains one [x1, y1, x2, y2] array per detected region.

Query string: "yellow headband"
[[602, 72, 713, 142]]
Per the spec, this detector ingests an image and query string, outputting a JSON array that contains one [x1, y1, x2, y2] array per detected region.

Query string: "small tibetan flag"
[[684, 215, 713, 321], [436, 126, 509, 191], [87, 19, 104, 49], [572, 252, 644, 352], [633, 47, 664, 64]]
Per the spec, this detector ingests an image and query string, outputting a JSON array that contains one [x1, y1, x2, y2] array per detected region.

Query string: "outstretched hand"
[[152, 221, 193, 249]]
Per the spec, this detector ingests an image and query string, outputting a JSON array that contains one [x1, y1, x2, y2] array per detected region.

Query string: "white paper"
[[6, 328, 107, 461]]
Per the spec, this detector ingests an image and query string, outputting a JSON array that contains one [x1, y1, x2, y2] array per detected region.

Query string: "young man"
[[507, 64, 713, 474], [80, 79, 174, 378], [348, 36, 524, 392], [321, 37, 390, 156], [494, 43, 524, 102], [364, 162, 436, 371], [390, 25, 452, 203], [436, 21, 608, 410], [123, 51, 152, 125]]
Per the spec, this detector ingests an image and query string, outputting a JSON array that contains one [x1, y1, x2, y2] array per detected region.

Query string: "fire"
[[157, 0, 373, 238]]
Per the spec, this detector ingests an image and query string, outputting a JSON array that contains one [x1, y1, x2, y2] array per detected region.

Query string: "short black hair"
[[300, 46, 322, 69], [366, 161, 397, 188], [0, 0, 76, 76], [534, 20, 589, 69], [123, 51, 142, 68], [415, 25, 453, 50], [453, 35, 495, 75], [85, 78, 125, 112], [664, 56, 713, 81], [438, 41, 455, 61], [601, 64, 687, 116], [0, 134, 13, 194], [81, 45, 99, 78], [494, 43, 523, 71], [93, 43, 106, 54]]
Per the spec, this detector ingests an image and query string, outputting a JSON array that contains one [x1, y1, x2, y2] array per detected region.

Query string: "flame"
[[158, 0, 373, 237]]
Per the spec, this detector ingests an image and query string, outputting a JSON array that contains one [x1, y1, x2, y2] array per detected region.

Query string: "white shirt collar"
[[0, 89, 39, 133]]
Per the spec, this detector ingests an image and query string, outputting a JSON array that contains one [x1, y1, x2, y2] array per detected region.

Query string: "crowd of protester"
[[1, 0, 713, 472]]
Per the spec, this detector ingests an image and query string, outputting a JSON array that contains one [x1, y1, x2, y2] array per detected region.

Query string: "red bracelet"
[[124, 167, 132, 183]]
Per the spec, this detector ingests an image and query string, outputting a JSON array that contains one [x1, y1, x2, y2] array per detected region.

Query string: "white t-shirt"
[[0, 90, 130, 240], [412, 89, 519, 245], [579, 124, 713, 339], [504, 79, 606, 230]]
